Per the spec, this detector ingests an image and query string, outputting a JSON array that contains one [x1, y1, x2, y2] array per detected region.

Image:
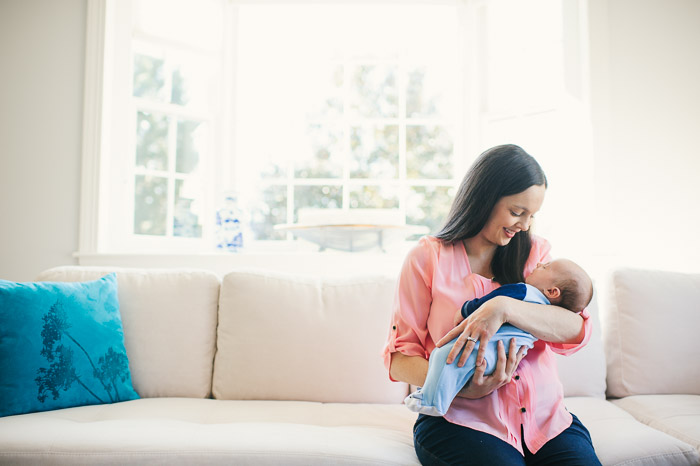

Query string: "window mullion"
[[341, 52, 351, 211], [398, 48, 407, 225], [166, 116, 177, 237]]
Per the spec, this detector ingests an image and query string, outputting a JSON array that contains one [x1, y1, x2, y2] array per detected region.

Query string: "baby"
[[404, 259, 593, 416]]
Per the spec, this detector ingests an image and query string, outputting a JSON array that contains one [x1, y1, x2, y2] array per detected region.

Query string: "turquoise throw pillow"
[[0, 273, 139, 417]]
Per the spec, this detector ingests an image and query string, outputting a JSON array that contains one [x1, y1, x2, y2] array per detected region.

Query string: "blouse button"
[[392, 325, 397, 330], [514, 375, 520, 381], [521, 407, 527, 413]]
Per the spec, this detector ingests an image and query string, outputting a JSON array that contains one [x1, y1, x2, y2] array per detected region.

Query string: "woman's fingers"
[[447, 334, 474, 365], [515, 345, 527, 366], [436, 320, 467, 347], [494, 340, 507, 379], [504, 338, 519, 375], [475, 331, 493, 367], [471, 353, 488, 383], [456, 339, 476, 367]]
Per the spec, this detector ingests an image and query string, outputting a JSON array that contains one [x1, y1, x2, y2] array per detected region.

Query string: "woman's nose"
[[516, 218, 530, 231]]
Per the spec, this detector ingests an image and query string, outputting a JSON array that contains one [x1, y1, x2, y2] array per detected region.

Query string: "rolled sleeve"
[[547, 307, 592, 356], [382, 237, 436, 381]]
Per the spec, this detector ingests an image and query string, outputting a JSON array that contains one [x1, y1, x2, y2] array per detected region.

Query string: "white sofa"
[[0, 265, 698, 465]]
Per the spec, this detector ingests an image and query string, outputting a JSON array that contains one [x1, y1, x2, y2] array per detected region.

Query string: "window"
[[232, 4, 463, 242], [82, 0, 591, 255]]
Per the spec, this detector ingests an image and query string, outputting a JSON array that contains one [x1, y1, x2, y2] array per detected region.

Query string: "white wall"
[[0, 0, 86, 281], [588, 0, 700, 274], [1, 0, 699, 281]]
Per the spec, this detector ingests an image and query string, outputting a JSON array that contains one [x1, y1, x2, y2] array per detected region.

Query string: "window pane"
[[294, 185, 342, 223], [176, 120, 204, 174], [134, 175, 168, 235], [294, 124, 344, 179], [173, 179, 202, 238], [406, 125, 454, 179], [406, 66, 455, 120], [407, 185, 455, 236], [171, 55, 215, 108], [349, 65, 398, 118], [306, 64, 344, 121], [249, 185, 287, 240], [135, 0, 223, 51], [349, 185, 399, 210], [350, 125, 398, 179], [133, 54, 165, 100], [136, 111, 169, 171]]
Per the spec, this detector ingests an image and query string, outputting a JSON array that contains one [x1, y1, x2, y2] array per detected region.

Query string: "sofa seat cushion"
[[612, 395, 700, 454], [0, 398, 419, 465], [565, 397, 700, 465]]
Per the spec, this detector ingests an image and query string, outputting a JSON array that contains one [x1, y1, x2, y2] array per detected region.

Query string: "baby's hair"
[[556, 277, 594, 313]]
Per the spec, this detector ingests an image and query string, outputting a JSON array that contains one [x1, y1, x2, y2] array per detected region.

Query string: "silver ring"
[[466, 336, 478, 343]]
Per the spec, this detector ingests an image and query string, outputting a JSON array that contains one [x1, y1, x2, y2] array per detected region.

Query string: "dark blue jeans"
[[413, 413, 601, 465]]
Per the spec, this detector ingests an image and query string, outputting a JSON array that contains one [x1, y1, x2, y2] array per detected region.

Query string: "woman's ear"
[[544, 287, 561, 300]]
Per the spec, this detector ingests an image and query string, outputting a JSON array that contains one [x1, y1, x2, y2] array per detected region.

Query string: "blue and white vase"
[[216, 192, 244, 252]]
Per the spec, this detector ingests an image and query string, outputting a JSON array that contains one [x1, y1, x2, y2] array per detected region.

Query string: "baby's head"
[[525, 259, 593, 312]]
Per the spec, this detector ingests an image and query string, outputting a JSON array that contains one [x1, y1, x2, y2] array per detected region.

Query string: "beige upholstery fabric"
[[0, 398, 419, 465], [213, 270, 408, 403], [2, 397, 698, 465], [36, 267, 220, 399], [555, 289, 607, 398], [613, 395, 700, 454], [565, 397, 700, 465], [601, 268, 700, 397]]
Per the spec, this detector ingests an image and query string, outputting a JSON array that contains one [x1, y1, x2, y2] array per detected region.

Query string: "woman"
[[383, 145, 601, 465]]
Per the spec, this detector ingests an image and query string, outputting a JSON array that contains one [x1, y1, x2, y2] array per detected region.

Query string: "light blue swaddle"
[[404, 283, 548, 416]]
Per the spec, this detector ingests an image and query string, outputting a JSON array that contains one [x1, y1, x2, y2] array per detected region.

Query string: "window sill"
[[73, 243, 414, 277]]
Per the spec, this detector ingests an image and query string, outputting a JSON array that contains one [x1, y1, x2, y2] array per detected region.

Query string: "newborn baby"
[[404, 259, 593, 416]]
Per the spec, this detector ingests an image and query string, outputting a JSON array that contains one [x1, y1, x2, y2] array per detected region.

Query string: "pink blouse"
[[382, 235, 592, 455]]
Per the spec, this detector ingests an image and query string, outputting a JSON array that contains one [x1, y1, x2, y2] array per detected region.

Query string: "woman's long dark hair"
[[435, 144, 547, 284]]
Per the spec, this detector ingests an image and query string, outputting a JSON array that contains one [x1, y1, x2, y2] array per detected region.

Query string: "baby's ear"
[[544, 287, 561, 301]]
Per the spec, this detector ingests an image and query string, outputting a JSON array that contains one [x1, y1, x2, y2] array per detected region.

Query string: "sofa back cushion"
[[602, 268, 700, 397], [213, 270, 409, 403], [36, 267, 220, 398], [554, 288, 607, 398]]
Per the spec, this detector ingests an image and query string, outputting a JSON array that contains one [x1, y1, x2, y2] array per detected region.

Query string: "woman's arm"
[[389, 352, 429, 387], [437, 296, 585, 368], [502, 297, 584, 343]]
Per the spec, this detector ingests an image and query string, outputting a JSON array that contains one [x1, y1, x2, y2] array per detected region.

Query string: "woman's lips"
[[504, 227, 517, 238]]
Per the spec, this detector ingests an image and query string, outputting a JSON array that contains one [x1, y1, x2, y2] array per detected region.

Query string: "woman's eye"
[[510, 211, 523, 216]]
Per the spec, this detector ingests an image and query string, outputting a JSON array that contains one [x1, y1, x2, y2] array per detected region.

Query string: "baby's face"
[[526, 260, 567, 292]]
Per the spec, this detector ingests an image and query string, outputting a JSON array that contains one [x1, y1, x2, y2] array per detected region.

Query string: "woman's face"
[[479, 184, 546, 247]]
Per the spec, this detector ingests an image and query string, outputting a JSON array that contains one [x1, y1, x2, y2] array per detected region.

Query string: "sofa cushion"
[[555, 288, 607, 398], [36, 267, 220, 399], [213, 270, 408, 403], [2, 397, 698, 465], [612, 395, 700, 455], [0, 274, 138, 417], [565, 396, 700, 465], [0, 398, 419, 465], [601, 268, 700, 398]]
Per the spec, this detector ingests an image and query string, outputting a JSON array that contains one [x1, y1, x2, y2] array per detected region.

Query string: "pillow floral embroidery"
[[36, 300, 132, 404]]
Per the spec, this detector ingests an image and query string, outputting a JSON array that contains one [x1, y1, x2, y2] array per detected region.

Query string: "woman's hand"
[[436, 295, 510, 367], [457, 338, 527, 399]]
